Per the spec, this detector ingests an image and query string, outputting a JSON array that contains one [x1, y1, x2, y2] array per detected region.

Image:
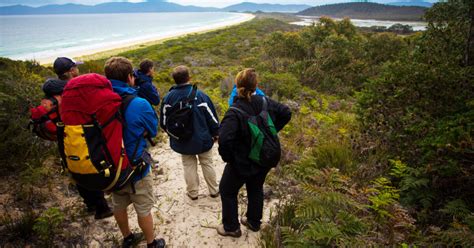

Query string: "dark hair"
[[139, 59, 154, 74], [58, 73, 70, 80], [104, 57, 133, 82], [236, 68, 257, 101], [172, 65, 190, 85]]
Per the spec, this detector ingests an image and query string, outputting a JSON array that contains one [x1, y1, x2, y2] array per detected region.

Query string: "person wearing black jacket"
[[217, 68, 291, 237]]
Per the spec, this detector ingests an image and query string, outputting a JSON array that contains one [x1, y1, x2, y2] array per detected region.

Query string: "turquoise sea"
[[0, 12, 250, 61]]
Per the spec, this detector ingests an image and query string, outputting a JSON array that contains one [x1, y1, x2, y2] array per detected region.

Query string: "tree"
[[357, 0, 474, 227]]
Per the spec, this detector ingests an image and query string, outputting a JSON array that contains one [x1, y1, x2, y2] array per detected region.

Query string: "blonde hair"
[[235, 68, 257, 101]]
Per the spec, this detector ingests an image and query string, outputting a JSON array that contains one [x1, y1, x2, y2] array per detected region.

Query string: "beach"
[[42, 13, 254, 65], [0, 12, 255, 65]]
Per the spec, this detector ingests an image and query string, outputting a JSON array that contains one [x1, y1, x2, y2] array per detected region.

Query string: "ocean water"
[[0, 12, 250, 61], [293, 16, 427, 31]]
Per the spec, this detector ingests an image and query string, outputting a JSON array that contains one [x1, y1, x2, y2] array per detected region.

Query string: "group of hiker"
[[30, 56, 291, 247]]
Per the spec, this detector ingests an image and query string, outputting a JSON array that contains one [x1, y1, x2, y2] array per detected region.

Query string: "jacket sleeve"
[[198, 92, 220, 137], [268, 98, 291, 132], [138, 82, 160, 106], [159, 95, 167, 131], [218, 110, 239, 163], [138, 100, 158, 138]]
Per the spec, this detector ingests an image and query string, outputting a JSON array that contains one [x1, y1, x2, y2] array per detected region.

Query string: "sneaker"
[[94, 207, 113, 220], [187, 192, 198, 201], [122, 233, 145, 248], [210, 192, 220, 198], [216, 225, 242, 238], [147, 238, 166, 248], [241, 217, 260, 232]]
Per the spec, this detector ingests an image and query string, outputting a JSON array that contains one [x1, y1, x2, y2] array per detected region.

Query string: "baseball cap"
[[53, 57, 83, 76]]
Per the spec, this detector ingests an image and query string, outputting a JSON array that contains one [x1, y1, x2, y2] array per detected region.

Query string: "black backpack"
[[164, 85, 198, 141], [230, 97, 281, 168]]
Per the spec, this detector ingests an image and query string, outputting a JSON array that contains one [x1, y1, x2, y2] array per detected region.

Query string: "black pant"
[[219, 164, 270, 232], [76, 184, 109, 212]]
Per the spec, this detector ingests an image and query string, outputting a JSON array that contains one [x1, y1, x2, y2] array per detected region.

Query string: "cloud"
[[0, 0, 145, 7], [0, 0, 438, 8]]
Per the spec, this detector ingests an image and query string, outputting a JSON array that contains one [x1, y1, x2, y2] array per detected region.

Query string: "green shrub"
[[357, 0, 474, 226], [33, 207, 64, 246], [0, 58, 55, 173]]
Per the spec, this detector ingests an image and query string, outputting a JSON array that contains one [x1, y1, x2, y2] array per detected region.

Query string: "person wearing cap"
[[50, 57, 114, 220], [53, 57, 82, 81]]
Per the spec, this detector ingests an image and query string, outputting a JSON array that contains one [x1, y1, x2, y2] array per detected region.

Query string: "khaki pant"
[[181, 149, 219, 198], [112, 173, 155, 217]]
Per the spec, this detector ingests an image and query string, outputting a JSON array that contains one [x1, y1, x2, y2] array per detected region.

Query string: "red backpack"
[[58, 73, 138, 191], [29, 98, 60, 141]]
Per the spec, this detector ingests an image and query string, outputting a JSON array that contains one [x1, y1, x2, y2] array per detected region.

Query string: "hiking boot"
[[122, 233, 145, 248], [210, 192, 220, 198], [216, 225, 242, 238], [241, 217, 260, 232], [187, 192, 198, 201], [86, 205, 96, 214], [147, 238, 166, 248], [94, 207, 113, 220]]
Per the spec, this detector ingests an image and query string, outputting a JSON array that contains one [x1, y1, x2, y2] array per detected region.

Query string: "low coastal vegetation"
[[1, 0, 473, 246]]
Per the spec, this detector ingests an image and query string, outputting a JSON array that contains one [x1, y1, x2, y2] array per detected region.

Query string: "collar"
[[110, 79, 129, 87], [170, 82, 192, 91]]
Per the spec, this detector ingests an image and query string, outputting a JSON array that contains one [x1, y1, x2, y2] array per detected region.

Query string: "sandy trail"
[[83, 141, 274, 247]]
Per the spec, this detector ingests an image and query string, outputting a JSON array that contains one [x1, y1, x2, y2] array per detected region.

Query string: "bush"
[[357, 0, 474, 227], [33, 207, 64, 246], [0, 58, 55, 173]]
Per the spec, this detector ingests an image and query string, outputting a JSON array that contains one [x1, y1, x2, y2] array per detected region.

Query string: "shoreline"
[[31, 13, 254, 65], [291, 15, 427, 31]]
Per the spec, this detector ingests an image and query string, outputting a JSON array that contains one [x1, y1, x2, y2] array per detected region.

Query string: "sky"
[[0, 0, 437, 8]]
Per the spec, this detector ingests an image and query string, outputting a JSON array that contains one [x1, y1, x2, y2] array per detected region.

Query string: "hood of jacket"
[[134, 69, 153, 85], [110, 79, 137, 97]]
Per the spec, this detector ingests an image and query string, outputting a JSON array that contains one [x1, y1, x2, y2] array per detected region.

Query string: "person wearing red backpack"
[[104, 57, 165, 248], [53, 57, 114, 220]]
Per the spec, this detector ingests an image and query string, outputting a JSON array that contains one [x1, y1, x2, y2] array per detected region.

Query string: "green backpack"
[[230, 97, 281, 168]]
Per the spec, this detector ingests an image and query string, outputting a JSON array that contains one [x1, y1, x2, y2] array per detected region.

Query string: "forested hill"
[[222, 2, 312, 13], [298, 2, 427, 21]]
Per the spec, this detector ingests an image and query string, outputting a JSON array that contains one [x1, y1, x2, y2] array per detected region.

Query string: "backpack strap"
[[184, 84, 198, 104], [261, 97, 268, 112], [120, 94, 136, 121], [56, 122, 68, 171], [130, 132, 145, 165], [229, 96, 268, 116], [120, 95, 150, 166], [229, 106, 248, 116], [91, 114, 116, 170]]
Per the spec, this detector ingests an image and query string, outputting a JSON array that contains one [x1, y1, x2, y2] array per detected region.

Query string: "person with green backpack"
[[217, 68, 291, 237]]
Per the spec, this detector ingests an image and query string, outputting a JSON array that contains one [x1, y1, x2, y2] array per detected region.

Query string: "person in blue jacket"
[[160, 65, 220, 201], [104, 57, 165, 248], [133, 59, 160, 106], [228, 84, 265, 106]]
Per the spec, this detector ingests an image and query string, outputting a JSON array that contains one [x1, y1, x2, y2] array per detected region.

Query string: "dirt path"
[[84, 142, 274, 247]]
